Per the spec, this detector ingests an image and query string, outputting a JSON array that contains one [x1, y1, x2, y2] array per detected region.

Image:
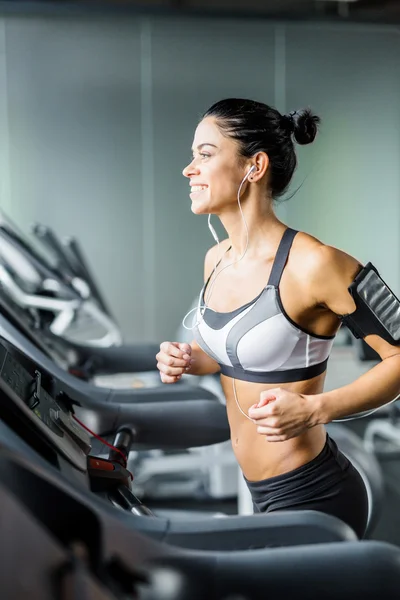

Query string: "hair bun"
[[280, 112, 296, 135], [289, 108, 320, 145]]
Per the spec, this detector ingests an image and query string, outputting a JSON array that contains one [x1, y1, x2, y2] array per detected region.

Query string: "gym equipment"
[[0, 210, 122, 349], [0, 287, 212, 405], [0, 331, 356, 548], [32, 221, 114, 319], [364, 403, 400, 460], [1, 462, 400, 600], [0, 211, 163, 380], [0, 213, 238, 502], [0, 286, 239, 501], [0, 339, 397, 598]]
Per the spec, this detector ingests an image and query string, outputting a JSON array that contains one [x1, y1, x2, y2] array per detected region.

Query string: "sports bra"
[[193, 228, 335, 384]]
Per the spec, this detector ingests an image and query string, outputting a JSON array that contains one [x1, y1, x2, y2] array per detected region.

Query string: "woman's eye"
[[191, 152, 211, 161]]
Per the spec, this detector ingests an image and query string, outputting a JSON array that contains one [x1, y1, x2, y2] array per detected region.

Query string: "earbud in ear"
[[247, 165, 256, 179]]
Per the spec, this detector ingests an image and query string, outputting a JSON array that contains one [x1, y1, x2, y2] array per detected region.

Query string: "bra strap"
[[267, 228, 298, 287]]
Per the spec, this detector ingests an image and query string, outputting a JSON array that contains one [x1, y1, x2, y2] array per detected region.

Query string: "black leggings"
[[244, 434, 369, 539]]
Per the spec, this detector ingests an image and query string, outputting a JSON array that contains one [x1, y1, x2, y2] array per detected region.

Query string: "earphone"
[[207, 166, 256, 245], [247, 165, 256, 178], [208, 217, 219, 244], [182, 164, 256, 331], [182, 162, 264, 421]]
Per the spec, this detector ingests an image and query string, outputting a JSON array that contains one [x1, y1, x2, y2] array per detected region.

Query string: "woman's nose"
[[182, 160, 199, 178]]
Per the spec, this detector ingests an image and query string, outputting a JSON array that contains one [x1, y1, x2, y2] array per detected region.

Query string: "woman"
[[156, 98, 400, 538]]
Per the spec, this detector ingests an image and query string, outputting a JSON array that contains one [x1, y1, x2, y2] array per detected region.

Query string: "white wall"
[[0, 14, 399, 342], [4, 16, 146, 339], [285, 23, 400, 289]]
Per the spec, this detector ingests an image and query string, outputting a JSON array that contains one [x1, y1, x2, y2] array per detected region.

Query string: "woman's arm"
[[314, 352, 400, 423], [186, 339, 221, 376], [248, 244, 400, 440], [309, 245, 400, 422]]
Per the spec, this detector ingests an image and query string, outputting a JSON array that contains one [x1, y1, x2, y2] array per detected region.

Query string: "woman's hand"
[[156, 342, 195, 383], [247, 388, 319, 442]]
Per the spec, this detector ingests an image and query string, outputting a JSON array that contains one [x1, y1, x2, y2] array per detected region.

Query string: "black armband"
[[340, 262, 400, 345]]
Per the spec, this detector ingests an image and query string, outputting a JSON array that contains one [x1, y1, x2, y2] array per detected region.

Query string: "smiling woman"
[[184, 124, 245, 216], [156, 97, 400, 539], [184, 101, 315, 214]]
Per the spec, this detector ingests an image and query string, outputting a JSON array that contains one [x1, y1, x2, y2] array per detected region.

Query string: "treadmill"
[[0, 332, 398, 599]]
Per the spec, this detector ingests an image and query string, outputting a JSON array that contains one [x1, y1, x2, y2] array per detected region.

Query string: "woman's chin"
[[190, 200, 210, 215]]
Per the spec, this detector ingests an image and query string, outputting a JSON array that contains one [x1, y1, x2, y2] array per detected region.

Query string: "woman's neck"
[[218, 199, 286, 259]]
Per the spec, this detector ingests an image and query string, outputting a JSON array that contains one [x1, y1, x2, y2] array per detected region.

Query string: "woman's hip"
[[244, 434, 369, 538]]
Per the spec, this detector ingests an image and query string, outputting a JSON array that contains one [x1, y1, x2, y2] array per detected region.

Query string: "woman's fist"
[[156, 342, 194, 383]]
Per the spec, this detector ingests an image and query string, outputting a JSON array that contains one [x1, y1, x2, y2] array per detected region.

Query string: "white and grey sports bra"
[[193, 228, 335, 384]]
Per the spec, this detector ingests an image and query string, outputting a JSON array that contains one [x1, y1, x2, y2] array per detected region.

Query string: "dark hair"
[[203, 98, 320, 199]]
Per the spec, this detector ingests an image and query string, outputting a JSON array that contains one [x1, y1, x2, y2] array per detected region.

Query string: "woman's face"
[[182, 117, 247, 215]]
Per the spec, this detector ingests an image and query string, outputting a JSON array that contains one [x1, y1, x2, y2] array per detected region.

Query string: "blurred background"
[[0, 0, 398, 343]]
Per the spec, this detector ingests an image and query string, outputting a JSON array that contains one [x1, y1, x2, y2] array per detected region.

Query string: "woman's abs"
[[221, 373, 327, 481]]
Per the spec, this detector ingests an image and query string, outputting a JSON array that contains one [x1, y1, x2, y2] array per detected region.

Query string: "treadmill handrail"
[[0, 441, 357, 555]]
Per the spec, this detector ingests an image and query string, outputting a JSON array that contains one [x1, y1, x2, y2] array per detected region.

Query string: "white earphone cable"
[[181, 166, 254, 331]]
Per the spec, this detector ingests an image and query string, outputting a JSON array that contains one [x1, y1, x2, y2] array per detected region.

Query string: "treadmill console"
[[0, 341, 91, 471]]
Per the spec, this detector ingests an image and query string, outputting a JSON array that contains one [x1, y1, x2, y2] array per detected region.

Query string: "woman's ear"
[[249, 153, 269, 181]]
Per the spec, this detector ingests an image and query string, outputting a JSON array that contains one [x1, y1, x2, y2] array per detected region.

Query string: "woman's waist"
[[230, 424, 327, 481], [221, 374, 326, 480]]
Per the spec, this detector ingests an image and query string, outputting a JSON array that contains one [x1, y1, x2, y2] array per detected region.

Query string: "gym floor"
[[139, 343, 400, 546]]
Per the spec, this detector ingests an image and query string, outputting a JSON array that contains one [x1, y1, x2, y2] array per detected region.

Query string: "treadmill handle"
[[73, 343, 160, 374]]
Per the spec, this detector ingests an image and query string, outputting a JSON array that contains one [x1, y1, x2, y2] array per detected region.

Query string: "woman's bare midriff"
[[221, 372, 328, 482]]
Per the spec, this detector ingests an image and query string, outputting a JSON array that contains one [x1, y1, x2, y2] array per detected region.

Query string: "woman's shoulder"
[[203, 239, 231, 281], [290, 230, 362, 287]]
